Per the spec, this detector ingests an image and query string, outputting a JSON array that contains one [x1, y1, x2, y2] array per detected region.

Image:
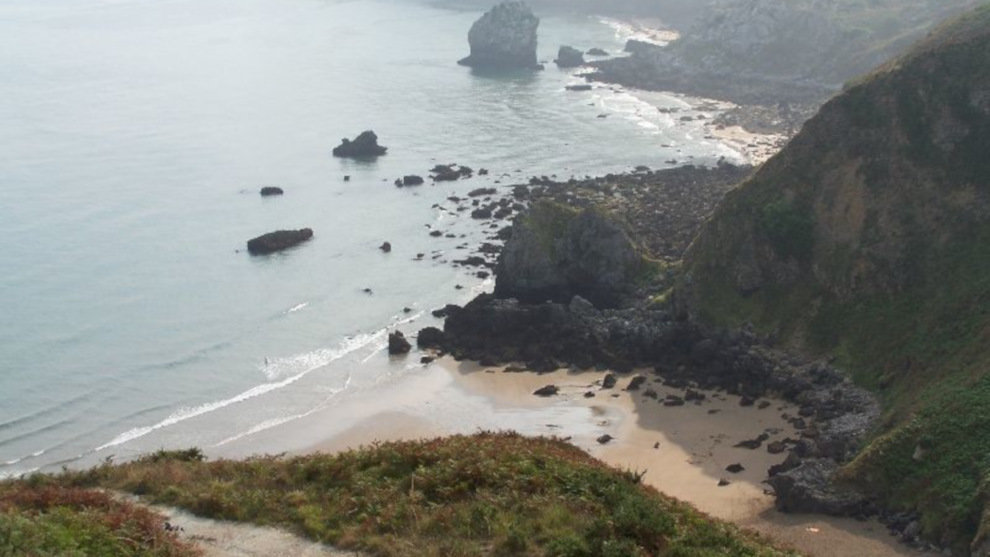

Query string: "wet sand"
[[296, 358, 929, 557]]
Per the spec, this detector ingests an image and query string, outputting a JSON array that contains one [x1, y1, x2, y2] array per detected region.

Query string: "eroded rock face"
[[246, 229, 313, 255], [457, 2, 540, 70], [494, 201, 645, 308], [332, 131, 387, 158]]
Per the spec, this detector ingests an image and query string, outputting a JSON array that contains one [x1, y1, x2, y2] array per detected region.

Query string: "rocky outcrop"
[[457, 2, 540, 70], [768, 459, 872, 516], [332, 131, 387, 158], [494, 201, 648, 309], [402, 175, 424, 186], [259, 186, 283, 197], [388, 331, 411, 355], [554, 46, 585, 68], [246, 229, 313, 255]]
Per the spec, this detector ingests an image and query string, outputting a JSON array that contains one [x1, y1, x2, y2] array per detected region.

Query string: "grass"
[[0, 484, 199, 556], [22, 433, 797, 557]]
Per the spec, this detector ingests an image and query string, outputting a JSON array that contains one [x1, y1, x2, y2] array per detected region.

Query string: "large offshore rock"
[[246, 229, 313, 255], [457, 2, 540, 70], [332, 131, 387, 158]]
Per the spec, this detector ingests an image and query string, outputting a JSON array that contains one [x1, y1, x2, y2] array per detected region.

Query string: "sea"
[[0, 0, 748, 478]]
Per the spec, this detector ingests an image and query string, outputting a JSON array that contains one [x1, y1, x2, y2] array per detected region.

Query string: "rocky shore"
[[412, 159, 924, 544]]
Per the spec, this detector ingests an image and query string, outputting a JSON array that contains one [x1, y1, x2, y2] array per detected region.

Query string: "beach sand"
[[289, 357, 929, 557]]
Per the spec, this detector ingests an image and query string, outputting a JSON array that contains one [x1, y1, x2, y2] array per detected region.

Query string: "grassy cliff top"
[[8, 433, 796, 557]]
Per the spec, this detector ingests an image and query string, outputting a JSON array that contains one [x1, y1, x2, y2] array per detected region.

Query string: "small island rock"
[[332, 131, 387, 158], [458, 2, 540, 70], [246, 228, 313, 255], [259, 186, 284, 197], [554, 45, 585, 68]]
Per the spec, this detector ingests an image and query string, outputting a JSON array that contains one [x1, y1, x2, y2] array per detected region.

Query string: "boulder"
[[402, 175, 424, 186], [379, 241, 392, 253], [332, 131, 387, 158], [457, 2, 540, 70], [533, 384, 559, 397], [246, 228, 313, 255], [259, 186, 284, 196], [388, 331, 412, 355], [554, 45, 585, 68]]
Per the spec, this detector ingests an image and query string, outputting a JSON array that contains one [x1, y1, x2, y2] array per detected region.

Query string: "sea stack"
[[332, 131, 387, 158], [457, 1, 540, 70]]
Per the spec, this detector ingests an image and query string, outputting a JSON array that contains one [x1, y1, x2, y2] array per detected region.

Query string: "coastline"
[[288, 357, 928, 557]]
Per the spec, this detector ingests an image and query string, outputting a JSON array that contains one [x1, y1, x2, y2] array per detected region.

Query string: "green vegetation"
[[683, 4, 990, 552], [0, 484, 198, 556], [24, 433, 794, 557], [757, 199, 815, 262]]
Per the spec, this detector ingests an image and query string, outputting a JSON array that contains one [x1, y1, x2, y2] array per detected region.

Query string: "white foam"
[[286, 302, 308, 314], [96, 332, 382, 452]]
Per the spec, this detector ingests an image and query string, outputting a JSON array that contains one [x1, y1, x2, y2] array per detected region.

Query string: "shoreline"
[[292, 356, 927, 557]]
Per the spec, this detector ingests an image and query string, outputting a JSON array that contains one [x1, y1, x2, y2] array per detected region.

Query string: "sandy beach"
[[269, 356, 931, 557]]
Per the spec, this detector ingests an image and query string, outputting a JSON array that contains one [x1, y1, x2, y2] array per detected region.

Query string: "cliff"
[[589, 0, 979, 105], [682, 5, 990, 553]]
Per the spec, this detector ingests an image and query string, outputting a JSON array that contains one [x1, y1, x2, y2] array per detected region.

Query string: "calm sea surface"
[[0, 0, 744, 476]]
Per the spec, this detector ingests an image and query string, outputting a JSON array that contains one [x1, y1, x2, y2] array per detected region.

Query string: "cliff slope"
[[682, 5, 990, 553]]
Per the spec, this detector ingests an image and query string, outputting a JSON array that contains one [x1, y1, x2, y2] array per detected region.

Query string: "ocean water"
[[0, 0, 745, 476]]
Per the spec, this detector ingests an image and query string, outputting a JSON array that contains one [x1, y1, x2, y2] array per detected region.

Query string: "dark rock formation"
[[260, 186, 283, 197], [565, 84, 592, 91], [388, 331, 412, 355], [332, 131, 387, 158], [457, 2, 540, 70], [533, 385, 558, 397], [379, 241, 392, 253], [246, 228, 313, 255], [494, 201, 648, 308], [587, 47, 609, 56], [767, 459, 871, 516], [402, 175, 424, 186], [417, 326, 445, 349], [555, 45, 585, 68]]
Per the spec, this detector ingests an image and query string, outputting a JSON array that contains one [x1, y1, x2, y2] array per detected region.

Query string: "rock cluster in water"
[[332, 131, 387, 158], [246, 228, 313, 255], [457, 1, 540, 70]]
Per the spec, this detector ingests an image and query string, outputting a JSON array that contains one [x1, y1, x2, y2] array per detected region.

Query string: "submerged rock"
[[587, 47, 609, 56], [457, 1, 540, 70], [332, 131, 387, 158], [554, 45, 585, 68], [246, 228, 313, 255]]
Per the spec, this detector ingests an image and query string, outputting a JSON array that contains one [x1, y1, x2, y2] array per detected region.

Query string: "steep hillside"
[[682, 5, 990, 553]]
